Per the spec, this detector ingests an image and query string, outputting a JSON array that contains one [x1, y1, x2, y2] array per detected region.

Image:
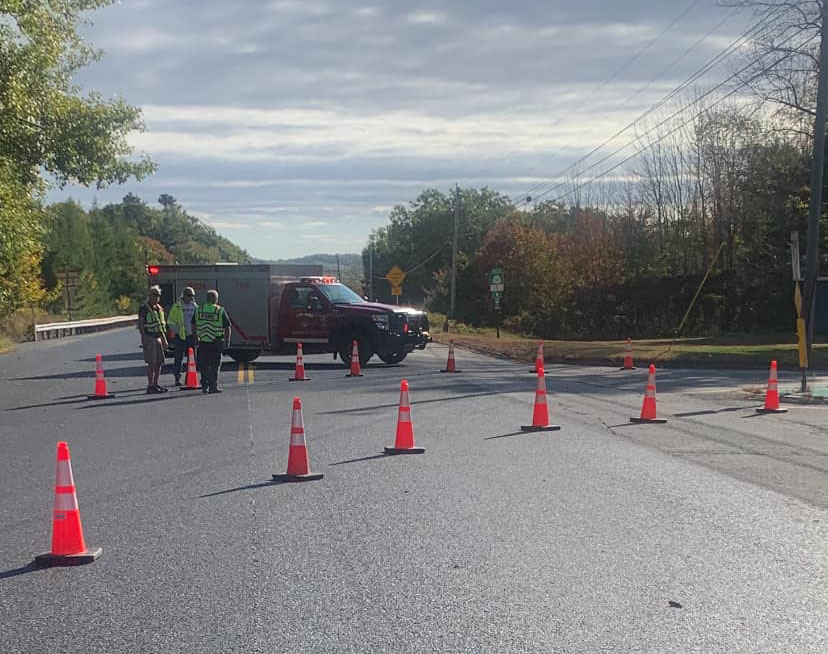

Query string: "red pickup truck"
[[148, 264, 430, 366]]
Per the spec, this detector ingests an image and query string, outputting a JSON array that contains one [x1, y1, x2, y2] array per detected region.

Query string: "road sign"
[[386, 265, 406, 287], [55, 270, 81, 288], [489, 268, 504, 293], [391, 285, 402, 296]]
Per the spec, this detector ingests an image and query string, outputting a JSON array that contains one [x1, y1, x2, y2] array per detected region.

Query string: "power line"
[[541, 33, 817, 205], [462, 0, 707, 184], [516, 2, 787, 205], [527, 9, 804, 204], [518, 6, 741, 202]]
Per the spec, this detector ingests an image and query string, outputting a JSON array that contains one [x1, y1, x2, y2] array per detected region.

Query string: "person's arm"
[[223, 311, 231, 345], [192, 311, 199, 344], [137, 305, 147, 337]]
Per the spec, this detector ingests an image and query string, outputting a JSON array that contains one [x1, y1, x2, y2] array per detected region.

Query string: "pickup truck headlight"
[[371, 314, 390, 330]]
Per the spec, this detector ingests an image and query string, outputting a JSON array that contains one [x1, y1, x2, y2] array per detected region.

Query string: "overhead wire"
[[540, 29, 818, 205], [462, 0, 707, 185], [515, 2, 787, 205], [526, 6, 802, 204], [518, 5, 742, 202]]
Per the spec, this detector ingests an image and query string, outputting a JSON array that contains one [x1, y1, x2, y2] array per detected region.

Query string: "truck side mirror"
[[309, 297, 325, 313]]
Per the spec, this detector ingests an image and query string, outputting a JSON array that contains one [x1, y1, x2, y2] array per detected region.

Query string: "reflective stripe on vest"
[[144, 305, 166, 333], [196, 304, 225, 341]]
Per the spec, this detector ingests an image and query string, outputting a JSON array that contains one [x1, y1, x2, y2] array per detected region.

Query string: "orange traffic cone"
[[273, 397, 324, 482], [530, 340, 544, 373], [630, 364, 667, 423], [385, 379, 425, 454], [756, 360, 788, 414], [521, 366, 561, 432], [181, 347, 200, 390], [620, 338, 636, 371], [87, 353, 114, 399], [289, 343, 310, 381], [347, 340, 363, 377], [34, 442, 102, 566], [441, 340, 461, 373]]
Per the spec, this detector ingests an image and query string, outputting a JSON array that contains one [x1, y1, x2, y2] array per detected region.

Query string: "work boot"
[[154, 385, 168, 393], [146, 385, 156, 394], [174, 375, 181, 387], [209, 387, 223, 394]]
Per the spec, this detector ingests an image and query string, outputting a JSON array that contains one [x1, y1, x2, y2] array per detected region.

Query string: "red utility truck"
[[147, 263, 430, 366]]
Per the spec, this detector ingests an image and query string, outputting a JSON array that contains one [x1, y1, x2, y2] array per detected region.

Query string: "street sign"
[[489, 268, 504, 293], [391, 285, 402, 296], [386, 265, 406, 287]]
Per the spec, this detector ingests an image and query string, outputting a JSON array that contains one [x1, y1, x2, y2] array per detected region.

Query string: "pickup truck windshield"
[[317, 283, 366, 305]]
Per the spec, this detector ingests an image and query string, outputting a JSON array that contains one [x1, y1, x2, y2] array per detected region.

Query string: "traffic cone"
[[441, 340, 461, 373], [347, 340, 364, 377], [530, 340, 544, 373], [521, 366, 561, 432], [34, 442, 102, 567], [620, 338, 636, 371], [385, 379, 425, 454], [630, 364, 667, 423], [273, 397, 323, 482], [86, 353, 115, 399], [756, 360, 788, 414], [181, 347, 200, 390], [289, 343, 310, 382]]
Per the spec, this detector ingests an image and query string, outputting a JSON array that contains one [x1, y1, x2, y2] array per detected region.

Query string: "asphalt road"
[[1, 328, 826, 653]]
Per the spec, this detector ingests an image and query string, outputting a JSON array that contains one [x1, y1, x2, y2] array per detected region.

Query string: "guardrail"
[[34, 315, 138, 341]]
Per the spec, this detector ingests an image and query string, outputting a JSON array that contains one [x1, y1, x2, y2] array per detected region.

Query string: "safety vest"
[[143, 304, 167, 334], [168, 301, 197, 337], [195, 303, 226, 342]]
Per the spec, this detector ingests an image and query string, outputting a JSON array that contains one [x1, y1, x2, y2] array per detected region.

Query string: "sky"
[[55, 0, 753, 259]]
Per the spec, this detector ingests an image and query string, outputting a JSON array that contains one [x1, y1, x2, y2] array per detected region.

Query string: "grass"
[[428, 313, 825, 369], [0, 307, 64, 354]]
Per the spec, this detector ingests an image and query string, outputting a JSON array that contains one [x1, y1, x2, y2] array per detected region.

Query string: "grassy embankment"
[[428, 313, 827, 369]]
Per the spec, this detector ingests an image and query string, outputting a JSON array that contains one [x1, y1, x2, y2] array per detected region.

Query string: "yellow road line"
[[237, 363, 244, 385], [247, 364, 254, 384]]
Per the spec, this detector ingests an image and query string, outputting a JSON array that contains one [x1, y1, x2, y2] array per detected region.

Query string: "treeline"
[[365, 105, 817, 338], [40, 194, 249, 319]]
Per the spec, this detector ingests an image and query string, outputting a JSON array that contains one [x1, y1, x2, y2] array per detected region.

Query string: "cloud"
[[61, 0, 746, 259], [405, 11, 447, 25]]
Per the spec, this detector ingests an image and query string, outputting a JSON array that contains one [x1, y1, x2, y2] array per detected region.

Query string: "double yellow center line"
[[236, 362, 255, 385]]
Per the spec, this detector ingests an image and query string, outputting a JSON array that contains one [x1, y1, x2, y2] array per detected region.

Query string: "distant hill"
[[254, 253, 364, 290]]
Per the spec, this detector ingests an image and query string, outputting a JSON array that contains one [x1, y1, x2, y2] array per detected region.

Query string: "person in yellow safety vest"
[[138, 285, 169, 394], [193, 289, 231, 394], [167, 286, 198, 386]]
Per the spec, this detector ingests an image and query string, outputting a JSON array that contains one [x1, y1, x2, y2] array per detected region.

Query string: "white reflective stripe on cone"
[[55, 460, 74, 488], [398, 409, 412, 423], [290, 431, 306, 447], [54, 491, 79, 511]]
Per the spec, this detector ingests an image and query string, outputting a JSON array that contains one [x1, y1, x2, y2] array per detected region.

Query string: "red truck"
[[148, 263, 431, 366]]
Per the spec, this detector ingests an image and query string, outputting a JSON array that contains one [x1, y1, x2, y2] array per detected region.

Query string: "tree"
[[0, 0, 155, 318]]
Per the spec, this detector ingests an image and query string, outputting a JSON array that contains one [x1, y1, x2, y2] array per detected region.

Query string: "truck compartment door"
[[217, 278, 270, 346]]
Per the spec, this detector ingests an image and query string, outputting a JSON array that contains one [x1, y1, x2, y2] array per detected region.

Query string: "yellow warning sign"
[[385, 265, 406, 287], [391, 285, 402, 296]]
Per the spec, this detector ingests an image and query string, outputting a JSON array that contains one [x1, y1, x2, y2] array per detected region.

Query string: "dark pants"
[[198, 341, 223, 390], [173, 335, 196, 379]]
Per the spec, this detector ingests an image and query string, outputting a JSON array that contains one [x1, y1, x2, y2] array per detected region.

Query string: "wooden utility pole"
[[802, 1, 828, 391]]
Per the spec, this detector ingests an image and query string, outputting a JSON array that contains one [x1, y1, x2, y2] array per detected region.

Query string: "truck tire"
[[227, 349, 261, 363], [378, 350, 407, 365], [337, 333, 374, 368]]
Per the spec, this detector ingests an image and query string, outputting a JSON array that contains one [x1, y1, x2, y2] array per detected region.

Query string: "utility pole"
[[368, 237, 374, 302], [446, 183, 460, 332], [803, 0, 828, 392]]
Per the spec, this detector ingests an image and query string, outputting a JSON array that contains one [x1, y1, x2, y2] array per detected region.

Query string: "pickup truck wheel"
[[227, 349, 261, 363], [338, 335, 374, 368], [378, 350, 407, 365]]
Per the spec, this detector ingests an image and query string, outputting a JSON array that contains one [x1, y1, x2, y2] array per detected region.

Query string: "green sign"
[[489, 268, 504, 293]]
